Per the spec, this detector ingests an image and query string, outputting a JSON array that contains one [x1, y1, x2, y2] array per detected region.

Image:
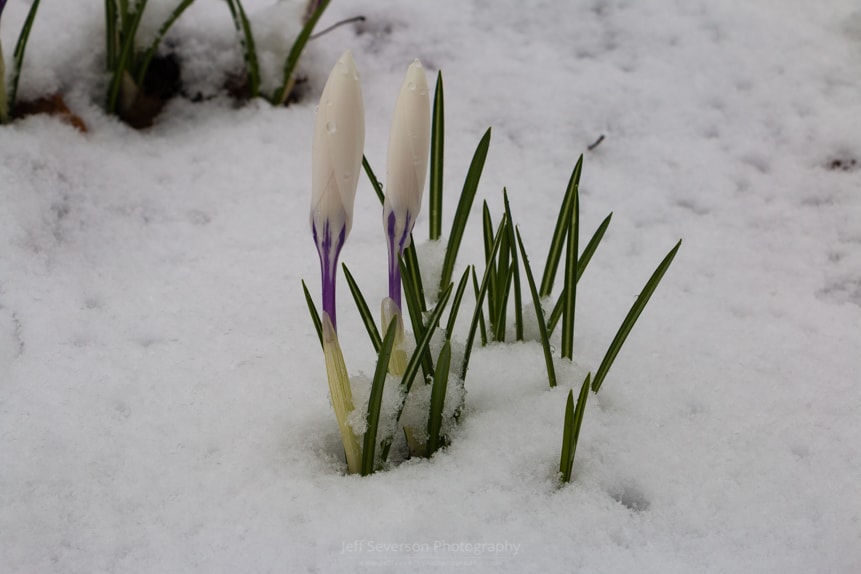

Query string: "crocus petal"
[[311, 50, 365, 242]]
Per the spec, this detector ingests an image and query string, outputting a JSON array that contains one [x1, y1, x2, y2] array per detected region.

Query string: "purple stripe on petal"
[[0, 0, 7, 19], [314, 219, 347, 332]]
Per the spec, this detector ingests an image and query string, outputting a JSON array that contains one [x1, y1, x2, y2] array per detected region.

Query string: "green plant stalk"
[[301, 279, 323, 348], [560, 373, 591, 483], [503, 190, 524, 341], [135, 0, 196, 88], [361, 319, 398, 476], [342, 264, 382, 353], [426, 340, 452, 456], [481, 202, 498, 334], [515, 228, 556, 388], [0, 46, 7, 124], [444, 267, 471, 340], [321, 313, 362, 474], [362, 155, 386, 204], [540, 155, 583, 298], [9, 0, 42, 107], [438, 127, 491, 293], [429, 72, 444, 240], [226, 0, 260, 98], [492, 270, 513, 342], [107, 0, 147, 114], [106, 0, 118, 71], [399, 255, 433, 382], [494, 213, 511, 341], [460, 219, 506, 381], [591, 240, 682, 393], [560, 177, 579, 360], [471, 268, 488, 346], [272, 0, 331, 105], [548, 212, 613, 335]]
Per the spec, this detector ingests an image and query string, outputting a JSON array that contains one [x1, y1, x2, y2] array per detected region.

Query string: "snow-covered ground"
[[2, 1, 860, 572]]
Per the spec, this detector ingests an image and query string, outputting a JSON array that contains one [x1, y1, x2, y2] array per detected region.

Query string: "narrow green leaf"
[[134, 0, 196, 88], [272, 0, 331, 105], [561, 373, 591, 483], [492, 269, 513, 342], [399, 255, 432, 383], [9, 0, 42, 106], [233, 0, 260, 98], [342, 264, 382, 353], [471, 267, 487, 346], [592, 240, 681, 393], [439, 127, 491, 293], [548, 212, 612, 336], [380, 286, 452, 462], [560, 176, 580, 360], [429, 71, 444, 241], [361, 318, 398, 476], [540, 155, 583, 298], [503, 190, 524, 341], [107, 0, 147, 114], [444, 267, 471, 340], [404, 242, 427, 313], [301, 279, 322, 348], [559, 389, 574, 482], [460, 219, 506, 381], [515, 228, 556, 388], [106, 0, 118, 71], [426, 340, 452, 456], [482, 202, 498, 328], [362, 154, 386, 205]]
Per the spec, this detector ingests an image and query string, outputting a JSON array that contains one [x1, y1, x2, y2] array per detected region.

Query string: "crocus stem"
[[385, 210, 412, 312], [314, 220, 346, 332], [321, 312, 361, 473]]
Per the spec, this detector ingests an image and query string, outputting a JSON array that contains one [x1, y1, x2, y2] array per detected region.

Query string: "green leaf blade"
[[429, 72, 444, 241], [361, 319, 399, 476]]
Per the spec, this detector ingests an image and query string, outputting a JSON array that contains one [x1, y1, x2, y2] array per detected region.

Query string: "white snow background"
[[2, 1, 860, 572]]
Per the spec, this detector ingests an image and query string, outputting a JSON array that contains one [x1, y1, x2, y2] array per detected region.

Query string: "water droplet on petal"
[[326, 99, 333, 107], [419, 89, 428, 96], [408, 81, 416, 91], [326, 121, 337, 133]]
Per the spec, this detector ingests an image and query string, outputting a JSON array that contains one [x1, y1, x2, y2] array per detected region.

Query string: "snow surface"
[[2, 0, 861, 572]]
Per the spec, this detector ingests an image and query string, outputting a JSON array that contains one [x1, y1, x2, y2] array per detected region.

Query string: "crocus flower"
[[382, 59, 431, 312], [310, 50, 365, 332], [310, 50, 365, 474]]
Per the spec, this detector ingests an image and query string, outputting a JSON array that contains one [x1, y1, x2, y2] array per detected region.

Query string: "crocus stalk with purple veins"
[[310, 50, 365, 474], [381, 59, 431, 375]]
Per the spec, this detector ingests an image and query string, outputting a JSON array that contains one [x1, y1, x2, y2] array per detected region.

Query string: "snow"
[[2, 0, 861, 572]]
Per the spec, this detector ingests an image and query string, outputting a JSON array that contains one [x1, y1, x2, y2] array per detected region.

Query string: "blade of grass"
[[362, 154, 385, 205], [301, 279, 322, 348], [399, 253, 432, 382], [492, 269, 513, 342], [444, 267, 471, 340], [438, 127, 491, 293], [228, 0, 260, 98], [9, 0, 42, 106], [106, 0, 118, 71], [342, 264, 382, 353], [548, 212, 613, 335], [481, 202, 498, 330], [135, 0, 196, 88], [429, 71, 444, 240], [540, 155, 583, 298], [107, 0, 147, 114], [426, 340, 452, 456], [471, 267, 487, 346], [503, 190, 523, 341], [592, 240, 681, 393], [560, 175, 580, 360], [272, 0, 331, 105], [404, 241, 426, 313], [380, 286, 452, 462], [361, 318, 398, 476], [560, 373, 591, 483], [460, 219, 506, 380], [516, 228, 556, 387]]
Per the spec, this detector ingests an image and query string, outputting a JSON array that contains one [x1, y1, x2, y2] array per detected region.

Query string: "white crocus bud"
[[383, 59, 431, 253], [382, 59, 430, 312], [310, 50, 365, 332]]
